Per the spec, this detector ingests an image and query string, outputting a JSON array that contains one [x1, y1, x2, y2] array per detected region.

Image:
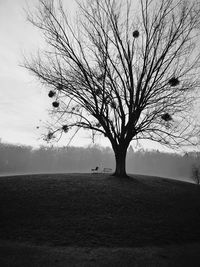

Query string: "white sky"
[[0, 0, 177, 151], [0, 0, 88, 148]]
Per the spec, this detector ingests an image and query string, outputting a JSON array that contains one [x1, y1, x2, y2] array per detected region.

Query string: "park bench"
[[91, 166, 99, 173], [103, 167, 112, 173], [91, 166, 112, 174]]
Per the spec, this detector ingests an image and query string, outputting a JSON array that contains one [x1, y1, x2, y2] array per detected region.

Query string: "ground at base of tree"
[[0, 240, 200, 266], [0, 173, 200, 265]]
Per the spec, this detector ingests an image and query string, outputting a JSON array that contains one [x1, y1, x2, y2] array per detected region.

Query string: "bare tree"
[[24, 0, 200, 177]]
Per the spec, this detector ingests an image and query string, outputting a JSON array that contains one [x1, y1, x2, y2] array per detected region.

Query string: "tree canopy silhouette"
[[24, 0, 200, 177]]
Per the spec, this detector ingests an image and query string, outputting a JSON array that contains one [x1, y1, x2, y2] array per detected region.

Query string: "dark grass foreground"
[[0, 173, 200, 248]]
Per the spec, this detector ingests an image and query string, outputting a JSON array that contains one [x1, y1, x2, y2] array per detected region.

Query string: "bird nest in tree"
[[104, 95, 111, 104], [133, 30, 139, 38], [168, 77, 180, 87], [48, 90, 56, 98], [47, 132, 54, 140], [161, 113, 172, 121], [97, 74, 104, 81], [62, 125, 69, 133], [111, 101, 116, 108], [57, 83, 63, 90], [52, 101, 59, 108], [95, 88, 101, 95], [95, 123, 101, 128]]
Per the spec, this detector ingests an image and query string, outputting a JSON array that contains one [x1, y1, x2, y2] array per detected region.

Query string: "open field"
[[0, 173, 200, 266]]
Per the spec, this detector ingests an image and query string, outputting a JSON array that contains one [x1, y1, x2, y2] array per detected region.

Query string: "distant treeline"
[[0, 142, 199, 181]]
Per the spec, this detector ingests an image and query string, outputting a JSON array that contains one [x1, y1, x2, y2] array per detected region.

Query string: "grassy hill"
[[0, 173, 200, 266]]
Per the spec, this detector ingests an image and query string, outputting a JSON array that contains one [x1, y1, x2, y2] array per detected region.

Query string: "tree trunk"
[[113, 145, 128, 177]]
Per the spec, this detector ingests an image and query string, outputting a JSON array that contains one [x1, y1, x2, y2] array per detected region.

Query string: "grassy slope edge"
[[0, 173, 200, 265]]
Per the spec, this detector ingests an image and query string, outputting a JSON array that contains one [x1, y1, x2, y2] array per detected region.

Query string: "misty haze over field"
[[0, 142, 198, 183]]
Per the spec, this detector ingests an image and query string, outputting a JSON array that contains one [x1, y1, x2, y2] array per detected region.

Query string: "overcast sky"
[[0, 0, 95, 148], [0, 0, 173, 151]]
